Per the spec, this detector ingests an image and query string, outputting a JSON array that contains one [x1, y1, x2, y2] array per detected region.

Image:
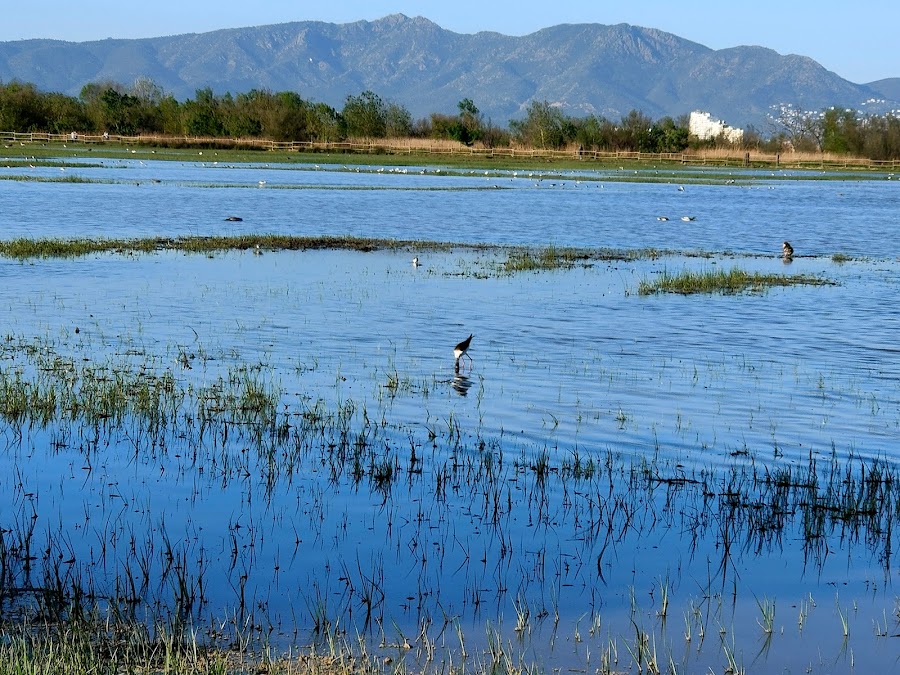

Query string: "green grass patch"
[[638, 266, 835, 295], [0, 172, 102, 184], [0, 235, 674, 262], [502, 245, 584, 272], [0, 235, 480, 259]]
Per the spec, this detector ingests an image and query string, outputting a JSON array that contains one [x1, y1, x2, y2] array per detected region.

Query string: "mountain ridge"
[[1, 14, 897, 130]]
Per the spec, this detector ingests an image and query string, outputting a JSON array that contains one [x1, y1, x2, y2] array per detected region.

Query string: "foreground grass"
[[638, 266, 835, 295], [0, 619, 380, 675], [1, 332, 898, 673]]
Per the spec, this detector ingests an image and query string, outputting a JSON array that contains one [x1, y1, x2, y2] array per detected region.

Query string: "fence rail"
[[3, 130, 899, 171]]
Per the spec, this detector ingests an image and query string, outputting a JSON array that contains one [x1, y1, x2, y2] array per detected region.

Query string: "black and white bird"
[[454, 334, 474, 373], [782, 241, 794, 259]]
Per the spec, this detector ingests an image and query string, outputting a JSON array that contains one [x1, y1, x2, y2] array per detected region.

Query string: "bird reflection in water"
[[451, 372, 473, 396]]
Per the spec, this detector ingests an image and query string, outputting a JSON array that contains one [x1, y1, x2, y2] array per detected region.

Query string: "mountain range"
[[1, 14, 897, 131]]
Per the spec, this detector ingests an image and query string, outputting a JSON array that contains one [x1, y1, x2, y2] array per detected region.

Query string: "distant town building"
[[689, 111, 744, 143]]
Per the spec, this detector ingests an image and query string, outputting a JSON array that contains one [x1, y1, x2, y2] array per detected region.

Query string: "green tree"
[[618, 110, 655, 151], [385, 102, 412, 137], [99, 88, 143, 135], [0, 81, 47, 131], [182, 87, 225, 137], [341, 90, 387, 138], [652, 116, 690, 153], [821, 107, 859, 154], [156, 95, 183, 135], [44, 92, 89, 133], [307, 102, 341, 142], [509, 100, 567, 149], [572, 115, 615, 151], [453, 98, 483, 144]]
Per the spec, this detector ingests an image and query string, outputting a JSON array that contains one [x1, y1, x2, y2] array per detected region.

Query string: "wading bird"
[[782, 241, 794, 259], [454, 334, 474, 373]]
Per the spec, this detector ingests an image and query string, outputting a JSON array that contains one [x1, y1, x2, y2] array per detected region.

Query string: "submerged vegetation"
[[1, 326, 900, 673], [0, 154, 895, 673], [637, 266, 836, 295], [501, 245, 585, 273]]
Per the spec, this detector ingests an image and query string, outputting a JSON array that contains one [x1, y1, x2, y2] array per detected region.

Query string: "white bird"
[[412, 256, 420, 267], [681, 216, 696, 222]]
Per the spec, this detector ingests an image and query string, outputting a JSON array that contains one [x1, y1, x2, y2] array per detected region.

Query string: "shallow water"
[[1, 157, 900, 672]]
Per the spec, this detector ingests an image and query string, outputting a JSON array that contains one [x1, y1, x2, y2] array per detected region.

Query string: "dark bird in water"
[[657, 216, 669, 221], [454, 334, 474, 373], [782, 241, 794, 259], [224, 215, 243, 222]]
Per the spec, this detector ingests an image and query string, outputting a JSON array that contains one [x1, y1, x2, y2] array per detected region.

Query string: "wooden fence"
[[3, 130, 899, 172]]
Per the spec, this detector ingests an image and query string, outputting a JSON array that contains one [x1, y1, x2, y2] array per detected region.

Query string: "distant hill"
[[867, 78, 900, 102], [0, 14, 896, 130]]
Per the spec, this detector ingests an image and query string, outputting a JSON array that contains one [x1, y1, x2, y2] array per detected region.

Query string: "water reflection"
[[451, 372, 473, 396], [2, 159, 900, 672]]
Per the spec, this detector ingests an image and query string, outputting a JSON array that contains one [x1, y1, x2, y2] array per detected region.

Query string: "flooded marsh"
[[2, 155, 900, 673]]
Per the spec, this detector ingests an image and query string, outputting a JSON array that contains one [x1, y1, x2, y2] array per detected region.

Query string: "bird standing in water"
[[454, 334, 474, 373], [782, 241, 794, 259]]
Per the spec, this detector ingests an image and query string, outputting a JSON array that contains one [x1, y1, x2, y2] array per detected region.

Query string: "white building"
[[689, 111, 744, 143]]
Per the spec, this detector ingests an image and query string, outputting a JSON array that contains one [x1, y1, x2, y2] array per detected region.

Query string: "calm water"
[[1, 156, 900, 672]]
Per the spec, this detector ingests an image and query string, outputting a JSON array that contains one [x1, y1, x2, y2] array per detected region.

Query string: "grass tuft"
[[638, 266, 835, 295]]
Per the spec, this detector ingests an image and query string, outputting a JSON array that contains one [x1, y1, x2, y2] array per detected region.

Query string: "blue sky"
[[2, 1, 897, 84]]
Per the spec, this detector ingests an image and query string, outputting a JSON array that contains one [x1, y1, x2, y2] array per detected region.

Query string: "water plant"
[[501, 245, 583, 273], [756, 596, 775, 634], [638, 266, 835, 295], [2, 331, 899, 673]]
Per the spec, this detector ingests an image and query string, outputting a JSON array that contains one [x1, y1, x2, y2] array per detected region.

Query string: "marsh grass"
[[0, 235, 472, 259], [0, 615, 389, 675], [500, 244, 670, 273], [502, 245, 583, 272], [0, 235, 689, 276], [0, 172, 101, 184], [638, 266, 835, 295], [0, 619, 229, 675], [2, 333, 899, 673]]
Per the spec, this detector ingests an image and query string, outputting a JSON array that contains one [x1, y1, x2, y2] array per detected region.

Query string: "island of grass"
[[638, 266, 836, 295]]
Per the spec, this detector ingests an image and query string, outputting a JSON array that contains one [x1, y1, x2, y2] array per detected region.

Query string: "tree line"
[[2, 78, 900, 159], [763, 103, 900, 161]]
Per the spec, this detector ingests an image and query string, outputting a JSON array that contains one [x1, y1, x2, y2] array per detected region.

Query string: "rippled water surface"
[[2, 156, 900, 672]]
